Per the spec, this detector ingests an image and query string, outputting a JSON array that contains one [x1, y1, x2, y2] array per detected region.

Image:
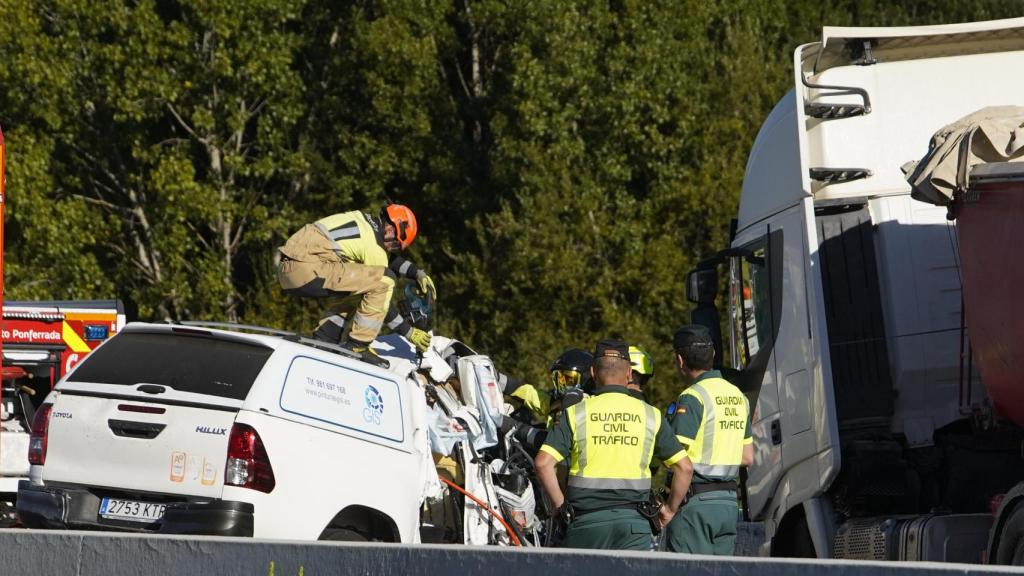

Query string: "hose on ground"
[[438, 476, 522, 547]]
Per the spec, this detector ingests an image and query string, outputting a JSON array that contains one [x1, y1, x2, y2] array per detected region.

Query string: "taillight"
[[28, 404, 53, 466], [224, 423, 275, 493]]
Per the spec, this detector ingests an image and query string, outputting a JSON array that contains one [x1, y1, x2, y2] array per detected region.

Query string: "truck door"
[[688, 200, 837, 522], [728, 201, 830, 521], [769, 205, 824, 499], [727, 224, 783, 521]]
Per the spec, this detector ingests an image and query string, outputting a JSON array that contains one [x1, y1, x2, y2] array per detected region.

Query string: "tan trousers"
[[277, 225, 395, 343]]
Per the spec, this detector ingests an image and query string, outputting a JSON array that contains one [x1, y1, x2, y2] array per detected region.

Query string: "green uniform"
[[540, 385, 687, 550], [666, 370, 752, 555]]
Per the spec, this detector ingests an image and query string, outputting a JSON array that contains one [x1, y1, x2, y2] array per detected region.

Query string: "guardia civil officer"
[[665, 325, 754, 555], [535, 339, 693, 550]]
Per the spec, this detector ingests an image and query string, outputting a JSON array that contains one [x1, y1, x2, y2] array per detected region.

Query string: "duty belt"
[[688, 480, 738, 497], [573, 501, 646, 517], [571, 497, 664, 536]]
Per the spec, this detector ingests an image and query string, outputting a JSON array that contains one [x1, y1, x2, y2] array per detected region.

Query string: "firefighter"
[[535, 339, 693, 550], [503, 348, 594, 427], [628, 345, 654, 401], [496, 348, 595, 458], [665, 325, 754, 555], [500, 374, 547, 426], [277, 204, 435, 367], [547, 348, 595, 416]]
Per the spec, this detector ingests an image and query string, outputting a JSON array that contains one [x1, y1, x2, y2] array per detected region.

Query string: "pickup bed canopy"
[[905, 106, 1024, 205]]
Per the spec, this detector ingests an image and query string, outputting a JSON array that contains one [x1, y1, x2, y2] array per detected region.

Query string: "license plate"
[[99, 498, 166, 523]]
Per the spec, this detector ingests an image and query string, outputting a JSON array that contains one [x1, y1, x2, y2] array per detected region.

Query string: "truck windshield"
[[66, 331, 273, 400]]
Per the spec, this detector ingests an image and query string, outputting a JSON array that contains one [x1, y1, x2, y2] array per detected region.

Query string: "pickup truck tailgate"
[[44, 392, 237, 497]]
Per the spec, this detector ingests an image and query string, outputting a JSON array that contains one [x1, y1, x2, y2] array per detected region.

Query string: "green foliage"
[[0, 0, 306, 321], [0, 0, 1018, 406]]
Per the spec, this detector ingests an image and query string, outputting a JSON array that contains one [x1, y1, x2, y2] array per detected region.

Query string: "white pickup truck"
[[17, 322, 440, 541]]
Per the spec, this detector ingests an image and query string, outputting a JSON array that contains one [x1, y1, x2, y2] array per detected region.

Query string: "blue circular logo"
[[364, 385, 384, 415]]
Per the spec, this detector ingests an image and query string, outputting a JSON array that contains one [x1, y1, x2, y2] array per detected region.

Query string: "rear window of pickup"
[[67, 331, 273, 400]]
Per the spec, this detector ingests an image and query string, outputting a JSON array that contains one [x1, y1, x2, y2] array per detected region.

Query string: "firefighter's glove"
[[499, 415, 519, 437], [416, 270, 437, 301], [561, 388, 585, 410], [513, 422, 546, 455], [408, 327, 433, 353]]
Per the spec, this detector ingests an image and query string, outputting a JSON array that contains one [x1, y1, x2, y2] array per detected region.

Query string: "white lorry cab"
[[17, 322, 435, 542], [685, 18, 1024, 562]]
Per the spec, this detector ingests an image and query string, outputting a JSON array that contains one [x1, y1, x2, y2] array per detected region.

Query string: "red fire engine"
[[3, 300, 126, 382], [0, 127, 125, 523]]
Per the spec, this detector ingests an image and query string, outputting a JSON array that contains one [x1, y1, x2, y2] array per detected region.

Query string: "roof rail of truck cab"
[[174, 320, 364, 362], [806, 17, 1024, 76]]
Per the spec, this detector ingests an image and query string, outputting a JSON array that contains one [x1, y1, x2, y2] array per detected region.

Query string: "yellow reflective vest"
[[563, 391, 663, 490], [674, 375, 751, 480], [314, 211, 389, 266]]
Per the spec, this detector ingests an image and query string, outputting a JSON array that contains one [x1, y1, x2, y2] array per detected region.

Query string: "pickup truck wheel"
[[321, 528, 369, 542], [995, 503, 1024, 566]]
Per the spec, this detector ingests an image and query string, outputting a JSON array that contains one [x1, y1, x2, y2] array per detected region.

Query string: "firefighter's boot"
[[339, 339, 389, 369]]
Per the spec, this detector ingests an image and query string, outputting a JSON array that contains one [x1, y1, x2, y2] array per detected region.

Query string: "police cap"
[[673, 325, 713, 352], [594, 338, 630, 361]]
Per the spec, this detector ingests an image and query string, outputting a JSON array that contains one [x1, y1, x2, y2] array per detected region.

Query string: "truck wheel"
[[321, 528, 369, 542], [995, 503, 1024, 566], [773, 515, 816, 558]]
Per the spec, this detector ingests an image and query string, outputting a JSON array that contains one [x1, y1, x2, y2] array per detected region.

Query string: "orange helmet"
[[383, 204, 418, 250]]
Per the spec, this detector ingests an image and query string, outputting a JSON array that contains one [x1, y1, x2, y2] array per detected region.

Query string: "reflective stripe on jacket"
[[314, 211, 388, 266], [678, 377, 749, 480], [565, 393, 661, 490]]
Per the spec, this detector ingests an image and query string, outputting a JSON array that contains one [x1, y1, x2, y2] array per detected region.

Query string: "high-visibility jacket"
[[315, 211, 389, 266], [314, 211, 424, 280], [673, 373, 751, 481], [564, 391, 663, 490], [504, 381, 551, 426], [540, 386, 686, 510]]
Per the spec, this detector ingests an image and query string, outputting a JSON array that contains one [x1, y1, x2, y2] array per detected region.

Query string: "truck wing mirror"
[[686, 268, 719, 304], [686, 247, 750, 304]]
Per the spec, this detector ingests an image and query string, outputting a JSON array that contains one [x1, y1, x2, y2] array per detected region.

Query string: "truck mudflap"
[[16, 480, 253, 537], [735, 521, 769, 556]]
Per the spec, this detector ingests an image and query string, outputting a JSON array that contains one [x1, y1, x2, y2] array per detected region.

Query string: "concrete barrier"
[[0, 530, 1020, 576]]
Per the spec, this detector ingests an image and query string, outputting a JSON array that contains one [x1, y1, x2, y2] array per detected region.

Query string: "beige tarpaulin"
[[903, 106, 1024, 206]]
